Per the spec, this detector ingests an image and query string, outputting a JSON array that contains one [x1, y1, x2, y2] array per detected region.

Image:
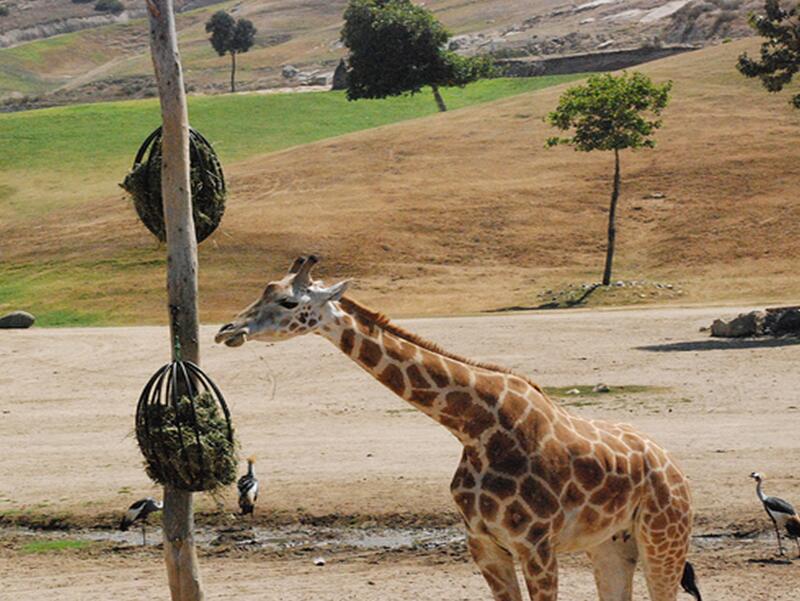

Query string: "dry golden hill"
[[3, 38, 800, 324]]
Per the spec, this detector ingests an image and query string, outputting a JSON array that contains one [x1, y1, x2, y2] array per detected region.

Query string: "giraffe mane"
[[338, 296, 543, 392]]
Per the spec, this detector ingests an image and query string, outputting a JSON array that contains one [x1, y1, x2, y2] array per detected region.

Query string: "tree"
[[546, 72, 672, 286], [205, 11, 257, 93], [737, 0, 800, 108], [341, 0, 492, 112]]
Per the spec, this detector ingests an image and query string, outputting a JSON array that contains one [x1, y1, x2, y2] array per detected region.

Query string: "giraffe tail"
[[680, 561, 702, 601]]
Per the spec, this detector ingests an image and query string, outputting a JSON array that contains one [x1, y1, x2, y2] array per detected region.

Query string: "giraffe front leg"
[[467, 531, 524, 601], [586, 533, 638, 601], [520, 538, 559, 601]]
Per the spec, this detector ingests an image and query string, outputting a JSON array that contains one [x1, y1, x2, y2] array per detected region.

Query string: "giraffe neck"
[[317, 297, 563, 444]]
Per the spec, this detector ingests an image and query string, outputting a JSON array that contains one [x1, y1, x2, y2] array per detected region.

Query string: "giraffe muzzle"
[[215, 323, 247, 347]]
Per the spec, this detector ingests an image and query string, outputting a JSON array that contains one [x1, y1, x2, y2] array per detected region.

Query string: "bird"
[[238, 456, 259, 516], [120, 497, 162, 545], [750, 472, 800, 557]]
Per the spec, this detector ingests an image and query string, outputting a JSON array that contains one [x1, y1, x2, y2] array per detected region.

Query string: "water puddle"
[[3, 523, 466, 552]]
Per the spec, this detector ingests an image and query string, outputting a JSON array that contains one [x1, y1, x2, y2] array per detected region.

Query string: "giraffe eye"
[[277, 299, 298, 309]]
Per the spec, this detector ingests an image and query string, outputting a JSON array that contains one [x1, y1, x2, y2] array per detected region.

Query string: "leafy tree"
[[737, 0, 800, 108], [546, 72, 672, 286], [205, 11, 257, 93], [341, 0, 493, 112]]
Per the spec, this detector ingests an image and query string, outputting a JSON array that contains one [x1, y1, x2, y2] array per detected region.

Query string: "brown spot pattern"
[[340, 329, 355, 355], [378, 364, 405, 395], [359, 338, 382, 368], [406, 364, 430, 389], [574, 457, 605, 490], [520, 477, 558, 517]]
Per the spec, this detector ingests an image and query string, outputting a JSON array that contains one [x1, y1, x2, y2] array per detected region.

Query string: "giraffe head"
[[215, 255, 349, 347]]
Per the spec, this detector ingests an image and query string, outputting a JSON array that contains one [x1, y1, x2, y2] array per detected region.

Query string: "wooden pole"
[[146, 2, 204, 600]]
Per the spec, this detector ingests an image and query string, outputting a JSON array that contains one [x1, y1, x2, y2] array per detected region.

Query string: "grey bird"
[[120, 497, 162, 545], [750, 472, 800, 556]]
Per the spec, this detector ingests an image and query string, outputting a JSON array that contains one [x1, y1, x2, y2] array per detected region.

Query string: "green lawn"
[[20, 539, 92, 554], [0, 75, 585, 219]]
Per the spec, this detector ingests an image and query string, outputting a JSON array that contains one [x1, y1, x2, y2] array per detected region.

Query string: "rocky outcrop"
[[0, 311, 35, 329], [0, 11, 145, 49], [711, 311, 764, 338], [710, 307, 800, 338], [497, 45, 698, 77]]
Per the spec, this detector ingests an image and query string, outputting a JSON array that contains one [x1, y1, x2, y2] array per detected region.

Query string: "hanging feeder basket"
[[121, 126, 226, 243], [136, 360, 238, 492]]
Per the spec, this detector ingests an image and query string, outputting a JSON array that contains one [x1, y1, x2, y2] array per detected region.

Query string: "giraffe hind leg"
[[587, 531, 638, 601], [637, 494, 692, 600], [467, 531, 524, 601]]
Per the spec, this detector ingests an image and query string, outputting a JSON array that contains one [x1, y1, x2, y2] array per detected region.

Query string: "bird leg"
[[772, 520, 785, 556], [142, 522, 147, 546]]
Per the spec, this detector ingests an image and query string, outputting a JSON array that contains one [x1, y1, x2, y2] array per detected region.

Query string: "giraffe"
[[215, 256, 700, 601]]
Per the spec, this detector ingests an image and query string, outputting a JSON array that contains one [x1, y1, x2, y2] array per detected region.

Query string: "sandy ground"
[[2, 305, 800, 599]]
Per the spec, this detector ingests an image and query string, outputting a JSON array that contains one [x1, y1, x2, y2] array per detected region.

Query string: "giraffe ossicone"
[[216, 255, 698, 601]]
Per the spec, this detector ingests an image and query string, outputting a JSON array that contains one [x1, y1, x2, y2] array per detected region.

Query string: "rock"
[[305, 74, 329, 86], [643, 192, 666, 199], [281, 64, 299, 79], [566, 388, 581, 395], [332, 58, 348, 90], [764, 306, 800, 335], [710, 311, 765, 338], [313, 556, 326, 566], [0, 311, 35, 329], [592, 383, 610, 393]]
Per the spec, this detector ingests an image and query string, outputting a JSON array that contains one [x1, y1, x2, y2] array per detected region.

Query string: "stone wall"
[[496, 45, 698, 77]]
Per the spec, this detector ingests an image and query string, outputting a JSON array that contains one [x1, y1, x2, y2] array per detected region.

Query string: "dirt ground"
[[2, 305, 800, 599]]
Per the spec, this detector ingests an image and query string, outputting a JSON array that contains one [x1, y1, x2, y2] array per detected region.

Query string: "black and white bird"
[[750, 472, 800, 556], [238, 456, 259, 516], [120, 497, 162, 545]]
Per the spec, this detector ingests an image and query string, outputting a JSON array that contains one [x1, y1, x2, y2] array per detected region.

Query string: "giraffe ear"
[[323, 280, 350, 302]]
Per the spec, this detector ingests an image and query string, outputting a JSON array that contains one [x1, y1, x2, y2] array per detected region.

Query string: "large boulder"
[[0, 310, 35, 329], [764, 306, 800, 335], [710, 311, 765, 338], [332, 59, 348, 91]]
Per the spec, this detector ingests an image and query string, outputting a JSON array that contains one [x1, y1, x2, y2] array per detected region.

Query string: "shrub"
[[94, 0, 124, 14], [0, 5, 8, 17]]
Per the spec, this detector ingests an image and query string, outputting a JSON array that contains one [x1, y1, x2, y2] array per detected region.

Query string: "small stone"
[[566, 388, 581, 395], [615, 281, 625, 287], [592, 383, 610, 393], [313, 557, 326, 566]]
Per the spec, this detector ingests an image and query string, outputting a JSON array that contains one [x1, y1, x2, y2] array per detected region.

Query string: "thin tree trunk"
[[230, 51, 236, 93], [602, 148, 621, 286], [146, 1, 203, 600], [431, 84, 447, 112]]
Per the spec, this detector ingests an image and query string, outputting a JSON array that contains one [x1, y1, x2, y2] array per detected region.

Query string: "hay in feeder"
[[138, 391, 238, 492], [120, 126, 226, 243], [136, 350, 236, 492]]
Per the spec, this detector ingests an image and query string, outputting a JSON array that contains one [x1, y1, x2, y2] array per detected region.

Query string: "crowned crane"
[[238, 456, 259, 516], [750, 472, 800, 556], [120, 497, 162, 545]]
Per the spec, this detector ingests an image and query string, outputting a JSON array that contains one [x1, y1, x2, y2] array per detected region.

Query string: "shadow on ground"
[[636, 337, 800, 353]]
